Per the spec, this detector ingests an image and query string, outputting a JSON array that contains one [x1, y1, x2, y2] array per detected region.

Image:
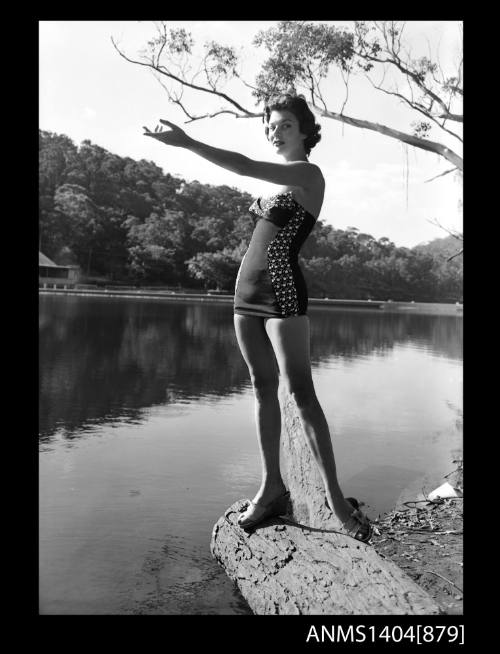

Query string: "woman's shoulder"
[[303, 162, 324, 192]]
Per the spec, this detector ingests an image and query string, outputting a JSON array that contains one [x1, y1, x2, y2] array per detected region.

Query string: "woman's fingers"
[[144, 120, 176, 132], [143, 119, 177, 137], [159, 119, 176, 129], [143, 126, 160, 138], [143, 120, 180, 140]]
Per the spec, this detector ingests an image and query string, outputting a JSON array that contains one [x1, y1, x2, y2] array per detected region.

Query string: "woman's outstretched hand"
[[143, 119, 192, 148]]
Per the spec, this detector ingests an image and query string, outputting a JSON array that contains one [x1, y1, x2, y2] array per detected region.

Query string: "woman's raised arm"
[[143, 119, 321, 190]]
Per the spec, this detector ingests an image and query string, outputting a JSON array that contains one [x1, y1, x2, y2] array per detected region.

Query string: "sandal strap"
[[248, 491, 289, 511], [342, 509, 372, 541], [240, 491, 288, 515]]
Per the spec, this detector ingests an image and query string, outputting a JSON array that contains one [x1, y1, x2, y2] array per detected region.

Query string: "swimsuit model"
[[234, 191, 317, 318], [142, 107, 373, 543]]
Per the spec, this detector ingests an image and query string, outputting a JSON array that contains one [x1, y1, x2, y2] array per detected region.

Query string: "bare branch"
[[339, 66, 351, 116], [364, 75, 463, 143], [436, 111, 462, 122], [110, 36, 260, 119], [304, 63, 315, 105], [433, 31, 445, 86], [202, 52, 214, 91], [154, 24, 167, 69], [314, 80, 329, 113], [184, 109, 256, 124], [170, 95, 197, 121], [234, 73, 260, 93], [377, 52, 462, 126], [448, 85, 463, 97], [424, 167, 458, 183], [396, 21, 405, 54], [427, 217, 463, 241], [447, 248, 463, 262], [152, 71, 176, 100]]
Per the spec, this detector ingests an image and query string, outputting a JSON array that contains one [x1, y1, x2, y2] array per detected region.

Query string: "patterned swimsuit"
[[233, 191, 317, 318]]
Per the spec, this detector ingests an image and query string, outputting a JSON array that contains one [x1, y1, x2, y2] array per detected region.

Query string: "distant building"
[[39, 252, 80, 288]]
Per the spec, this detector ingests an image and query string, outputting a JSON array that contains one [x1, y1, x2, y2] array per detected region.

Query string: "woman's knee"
[[251, 374, 279, 399]]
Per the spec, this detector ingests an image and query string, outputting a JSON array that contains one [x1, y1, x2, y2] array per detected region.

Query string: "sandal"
[[237, 491, 290, 530], [342, 497, 373, 543], [325, 496, 373, 543]]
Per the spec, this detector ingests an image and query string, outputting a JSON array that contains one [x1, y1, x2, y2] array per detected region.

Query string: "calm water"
[[39, 295, 463, 615]]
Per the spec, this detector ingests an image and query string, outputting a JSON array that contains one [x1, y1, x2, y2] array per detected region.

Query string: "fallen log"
[[210, 388, 442, 615]]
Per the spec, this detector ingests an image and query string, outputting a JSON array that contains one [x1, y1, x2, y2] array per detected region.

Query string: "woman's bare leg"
[[264, 315, 357, 527], [233, 314, 287, 512]]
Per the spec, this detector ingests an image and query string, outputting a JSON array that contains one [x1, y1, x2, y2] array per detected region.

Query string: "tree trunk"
[[210, 387, 442, 615]]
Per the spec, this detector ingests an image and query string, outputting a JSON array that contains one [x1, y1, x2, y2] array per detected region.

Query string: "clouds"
[[320, 159, 461, 246]]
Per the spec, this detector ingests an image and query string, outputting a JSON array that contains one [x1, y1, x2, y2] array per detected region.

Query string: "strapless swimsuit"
[[233, 191, 317, 318]]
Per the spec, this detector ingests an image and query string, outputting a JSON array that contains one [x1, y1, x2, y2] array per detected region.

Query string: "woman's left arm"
[[143, 119, 320, 189]]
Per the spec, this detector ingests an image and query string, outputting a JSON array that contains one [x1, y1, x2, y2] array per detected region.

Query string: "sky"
[[39, 20, 463, 248]]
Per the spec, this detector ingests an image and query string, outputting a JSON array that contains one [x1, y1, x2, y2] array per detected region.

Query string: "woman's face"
[[266, 109, 306, 156]]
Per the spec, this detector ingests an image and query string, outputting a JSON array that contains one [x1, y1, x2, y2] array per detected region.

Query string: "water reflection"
[[39, 296, 462, 442], [39, 297, 247, 441], [309, 307, 463, 363]]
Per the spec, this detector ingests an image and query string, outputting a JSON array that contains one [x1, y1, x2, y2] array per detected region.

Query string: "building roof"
[[39, 252, 58, 267]]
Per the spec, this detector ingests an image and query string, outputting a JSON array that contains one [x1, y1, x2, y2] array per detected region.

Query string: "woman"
[[143, 94, 372, 542]]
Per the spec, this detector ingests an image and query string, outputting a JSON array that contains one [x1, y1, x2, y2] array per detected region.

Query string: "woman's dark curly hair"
[[263, 93, 322, 156]]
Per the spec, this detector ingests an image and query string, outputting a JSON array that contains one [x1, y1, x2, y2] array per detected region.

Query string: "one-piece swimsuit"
[[233, 190, 317, 318]]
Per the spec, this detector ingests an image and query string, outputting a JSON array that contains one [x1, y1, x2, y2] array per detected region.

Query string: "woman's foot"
[[238, 482, 289, 529], [326, 495, 372, 543]]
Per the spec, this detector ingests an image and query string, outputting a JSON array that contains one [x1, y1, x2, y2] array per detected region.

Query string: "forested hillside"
[[39, 130, 462, 301]]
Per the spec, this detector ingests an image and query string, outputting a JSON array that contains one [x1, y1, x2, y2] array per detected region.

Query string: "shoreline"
[[39, 288, 463, 316], [371, 459, 463, 615]]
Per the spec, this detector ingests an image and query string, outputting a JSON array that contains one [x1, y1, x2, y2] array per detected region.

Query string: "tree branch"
[[154, 24, 167, 69], [353, 23, 462, 123], [111, 36, 261, 119], [339, 66, 351, 116], [315, 82, 329, 113], [426, 217, 463, 261], [234, 72, 260, 93], [447, 248, 463, 262], [365, 75, 463, 143], [185, 108, 255, 123], [423, 168, 458, 183], [427, 217, 462, 241], [310, 103, 463, 170], [436, 111, 462, 122]]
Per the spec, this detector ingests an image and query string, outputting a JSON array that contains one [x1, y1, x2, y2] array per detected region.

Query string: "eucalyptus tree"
[[111, 20, 462, 172]]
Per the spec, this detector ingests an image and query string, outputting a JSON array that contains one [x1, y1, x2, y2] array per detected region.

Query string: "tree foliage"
[[112, 20, 462, 170]]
